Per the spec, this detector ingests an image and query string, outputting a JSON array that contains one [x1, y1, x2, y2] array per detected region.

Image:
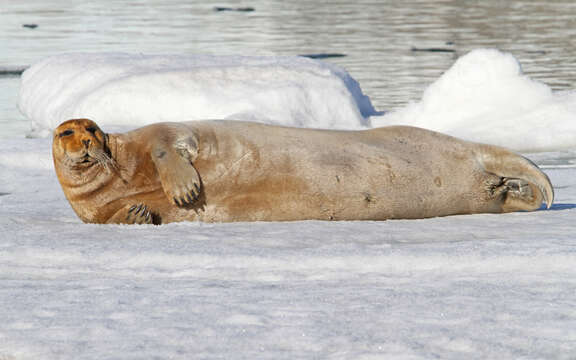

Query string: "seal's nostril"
[[82, 139, 91, 147]]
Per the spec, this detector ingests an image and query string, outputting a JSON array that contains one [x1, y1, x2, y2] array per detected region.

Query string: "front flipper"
[[106, 203, 155, 225], [152, 136, 202, 207], [126, 204, 154, 224]]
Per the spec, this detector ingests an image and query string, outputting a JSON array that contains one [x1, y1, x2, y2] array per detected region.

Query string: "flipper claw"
[[123, 203, 154, 225]]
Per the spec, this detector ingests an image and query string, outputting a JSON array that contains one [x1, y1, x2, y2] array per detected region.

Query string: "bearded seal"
[[52, 118, 554, 225]]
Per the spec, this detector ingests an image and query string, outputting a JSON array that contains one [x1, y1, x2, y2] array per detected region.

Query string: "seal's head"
[[52, 118, 110, 169]]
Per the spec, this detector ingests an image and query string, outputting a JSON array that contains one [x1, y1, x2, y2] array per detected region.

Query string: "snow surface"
[[4, 49, 576, 358], [1, 138, 576, 359]]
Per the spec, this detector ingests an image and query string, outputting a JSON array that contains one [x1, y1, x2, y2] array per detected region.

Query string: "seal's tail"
[[476, 144, 554, 212]]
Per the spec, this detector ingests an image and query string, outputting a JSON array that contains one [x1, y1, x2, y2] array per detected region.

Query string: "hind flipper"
[[478, 145, 554, 212]]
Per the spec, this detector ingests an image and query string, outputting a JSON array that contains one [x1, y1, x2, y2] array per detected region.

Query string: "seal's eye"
[[59, 129, 74, 137], [86, 127, 98, 134]]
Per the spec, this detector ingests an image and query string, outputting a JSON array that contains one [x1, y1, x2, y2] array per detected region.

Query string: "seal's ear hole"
[[59, 129, 74, 137]]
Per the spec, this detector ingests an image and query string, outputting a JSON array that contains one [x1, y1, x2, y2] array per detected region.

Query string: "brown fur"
[[52, 119, 554, 224]]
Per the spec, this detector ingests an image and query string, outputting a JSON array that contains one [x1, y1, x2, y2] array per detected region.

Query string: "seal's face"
[[53, 119, 109, 168]]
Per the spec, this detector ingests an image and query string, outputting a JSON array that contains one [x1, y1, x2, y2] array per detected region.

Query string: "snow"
[[374, 49, 576, 152], [1, 138, 576, 359], [3, 49, 576, 358], [18, 53, 375, 137], [18, 49, 576, 152]]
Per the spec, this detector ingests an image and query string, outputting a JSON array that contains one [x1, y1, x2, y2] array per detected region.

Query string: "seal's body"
[[52, 119, 553, 224]]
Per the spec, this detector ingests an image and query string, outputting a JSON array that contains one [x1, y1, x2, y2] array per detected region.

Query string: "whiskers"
[[90, 148, 128, 184], [58, 146, 129, 184], [90, 147, 119, 173], [60, 152, 89, 169], [61, 148, 124, 178]]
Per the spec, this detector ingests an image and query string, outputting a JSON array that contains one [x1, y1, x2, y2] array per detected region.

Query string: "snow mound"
[[17, 49, 576, 152], [19, 53, 375, 137], [373, 49, 576, 152]]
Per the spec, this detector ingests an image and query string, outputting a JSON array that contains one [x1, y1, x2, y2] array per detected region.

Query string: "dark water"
[[1, 0, 576, 137]]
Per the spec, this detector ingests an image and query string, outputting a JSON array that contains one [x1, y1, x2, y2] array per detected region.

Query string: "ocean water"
[[1, 0, 576, 138]]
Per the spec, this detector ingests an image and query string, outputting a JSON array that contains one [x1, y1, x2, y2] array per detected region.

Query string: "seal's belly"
[[192, 140, 484, 222]]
